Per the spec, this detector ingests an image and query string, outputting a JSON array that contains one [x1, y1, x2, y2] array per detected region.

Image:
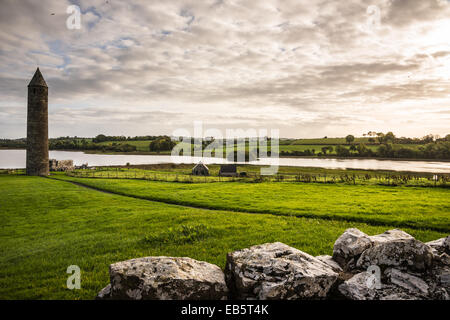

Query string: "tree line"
[[2, 132, 449, 159], [358, 132, 449, 145], [281, 132, 450, 159], [92, 134, 160, 143]]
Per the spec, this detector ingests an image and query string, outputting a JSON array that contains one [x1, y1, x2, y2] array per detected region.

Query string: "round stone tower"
[[26, 68, 49, 176]]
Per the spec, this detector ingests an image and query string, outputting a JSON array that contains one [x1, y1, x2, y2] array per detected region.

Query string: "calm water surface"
[[0, 149, 449, 173]]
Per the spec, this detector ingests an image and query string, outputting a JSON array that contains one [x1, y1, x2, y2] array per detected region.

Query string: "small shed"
[[192, 162, 209, 176], [75, 163, 89, 170], [219, 164, 238, 177]]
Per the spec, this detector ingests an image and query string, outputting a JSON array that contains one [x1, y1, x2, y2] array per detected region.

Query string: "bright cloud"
[[0, 0, 449, 138]]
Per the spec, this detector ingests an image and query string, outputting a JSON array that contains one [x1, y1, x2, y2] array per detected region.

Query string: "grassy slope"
[[291, 138, 371, 145], [94, 138, 428, 157], [53, 176, 450, 232], [97, 140, 153, 152], [0, 175, 446, 299]]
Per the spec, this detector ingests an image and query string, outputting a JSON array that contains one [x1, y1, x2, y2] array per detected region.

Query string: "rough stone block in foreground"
[[225, 242, 338, 299], [369, 229, 414, 245], [315, 255, 343, 273], [426, 236, 450, 255], [356, 238, 434, 272], [332, 228, 373, 270], [332, 228, 416, 271], [97, 256, 228, 300]]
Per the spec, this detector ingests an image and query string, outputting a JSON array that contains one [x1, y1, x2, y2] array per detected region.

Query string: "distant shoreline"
[[1, 147, 449, 163]]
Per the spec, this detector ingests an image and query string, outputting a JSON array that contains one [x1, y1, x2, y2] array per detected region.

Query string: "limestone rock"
[[98, 256, 228, 300], [332, 228, 372, 270], [356, 238, 434, 272], [430, 261, 450, 293], [435, 253, 450, 266], [338, 271, 423, 300], [316, 255, 343, 273], [378, 292, 422, 300], [369, 229, 414, 245], [226, 242, 338, 299], [338, 272, 381, 300], [385, 268, 429, 296], [426, 236, 450, 255], [426, 238, 445, 253], [94, 230, 450, 301], [96, 284, 112, 300]]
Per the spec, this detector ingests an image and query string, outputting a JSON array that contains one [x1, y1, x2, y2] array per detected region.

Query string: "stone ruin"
[[96, 229, 449, 300], [26, 68, 49, 176], [49, 159, 74, 172]]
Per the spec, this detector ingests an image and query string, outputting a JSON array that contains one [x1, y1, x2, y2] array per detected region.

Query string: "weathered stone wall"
[[26, 69, 49, 176], [49, 159, 74, 172], [96, 229, 449, 300]]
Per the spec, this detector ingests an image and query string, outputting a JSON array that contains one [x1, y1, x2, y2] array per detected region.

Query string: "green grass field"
[[0, 174, 448, 299], [290, 137, 371, 145], [97, 140, 154, 152], [53, 175, 450, 231]]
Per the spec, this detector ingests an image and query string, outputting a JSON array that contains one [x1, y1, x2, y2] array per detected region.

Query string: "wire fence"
[[65, 168, 450, 187]]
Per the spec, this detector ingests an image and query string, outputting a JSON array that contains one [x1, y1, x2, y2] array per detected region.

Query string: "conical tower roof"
[[28, 68, 48, 87]]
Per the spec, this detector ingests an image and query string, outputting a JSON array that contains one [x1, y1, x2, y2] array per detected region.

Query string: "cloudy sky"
[[0, 0, 449, 139]]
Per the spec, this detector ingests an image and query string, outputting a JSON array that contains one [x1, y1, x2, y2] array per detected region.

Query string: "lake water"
[[0, 149, 449, 173]]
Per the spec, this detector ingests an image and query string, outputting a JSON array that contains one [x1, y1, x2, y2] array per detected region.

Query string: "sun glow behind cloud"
[[0, 0, 449, 138]]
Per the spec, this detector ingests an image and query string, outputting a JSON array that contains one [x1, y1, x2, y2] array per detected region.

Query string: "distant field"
[[279, 144, 333, 152], [97, 140, 153, 152], [3, 175, 446, 299], [291, 137, 372, 145], [93, 138, 427, 156]]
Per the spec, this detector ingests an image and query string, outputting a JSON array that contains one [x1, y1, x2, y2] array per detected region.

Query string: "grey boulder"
[[316, 255, 343, 273], [96, 284, 112, 300], [332, 228, 416, 271], [226, 242, 338, 299], [332, 228, 373, 270], [426, 236, 450, 255], [97, 256, 228, 300], [385, 268, 429, 297], [339, 267, 448, 300], [356, 238, 434, 272], [369, 229, 414, 245], [338, 270, 424, 300]]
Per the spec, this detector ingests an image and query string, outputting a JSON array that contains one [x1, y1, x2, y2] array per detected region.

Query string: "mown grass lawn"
[[0, 174, 447, 299], [53, 175, 450, 232]]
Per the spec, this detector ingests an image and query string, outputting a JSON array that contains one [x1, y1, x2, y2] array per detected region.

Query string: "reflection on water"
[[0, 149, 449, 173]]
